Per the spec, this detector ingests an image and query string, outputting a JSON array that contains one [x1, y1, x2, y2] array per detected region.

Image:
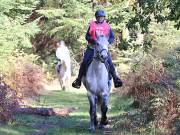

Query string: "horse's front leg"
[[58, 77, 63, 90], [100, 92, 109, 127], [87, 93, 97, 131], [61, 77, 66, 90]]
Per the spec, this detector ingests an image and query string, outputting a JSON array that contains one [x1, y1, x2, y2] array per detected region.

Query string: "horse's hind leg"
[[88, 94, 97, 131], [58, 77, 63, 90], [62, 77, 66, 90], [100, 93, 109, 126]]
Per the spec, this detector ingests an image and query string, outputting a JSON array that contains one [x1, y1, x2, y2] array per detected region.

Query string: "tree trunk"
[[16, 107, 76, 116]]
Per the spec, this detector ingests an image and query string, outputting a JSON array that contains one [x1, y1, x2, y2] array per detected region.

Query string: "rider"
[[72, 9, 123, 89]]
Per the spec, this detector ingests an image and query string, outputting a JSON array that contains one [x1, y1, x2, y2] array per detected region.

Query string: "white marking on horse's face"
[[95, 35, 109, 62]]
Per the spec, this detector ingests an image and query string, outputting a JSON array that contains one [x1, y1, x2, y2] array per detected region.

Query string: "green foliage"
[[113, 95, 134, 111], [0, 90, 125, 135], [150, 90, 180, 134], [0, 0, 40, 47], [119, 0, 180, 52], [0, 0, 39, 52], [163, 54, 178, 67], [0, 0, 41, 67], [149, 22, 180, 89], [106, 1, 135, 31], [37, 0, 93, 50], [128, 0, 180, 32], [176, 79, 180, 89], [34, 0, 179, 55]]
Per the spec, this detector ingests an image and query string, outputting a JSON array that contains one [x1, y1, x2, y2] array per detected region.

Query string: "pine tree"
[[37, 0, 93, 49], [0, 0, 40, 57]]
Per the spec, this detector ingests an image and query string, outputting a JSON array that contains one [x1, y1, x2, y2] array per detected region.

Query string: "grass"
[[0, 89, 132, 135], [2, 89, 176, 135], [0, 124, 37, 135]]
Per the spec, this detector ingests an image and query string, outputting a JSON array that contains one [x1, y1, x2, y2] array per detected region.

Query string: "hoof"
[[94, 120, 98, 127], [62, 86, 65, 91], [99, 124, 108, 129], [88, 126, 95, 132], [100, 119, 108, 125]]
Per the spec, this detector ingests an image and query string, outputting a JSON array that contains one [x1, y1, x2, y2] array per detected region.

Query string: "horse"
[[55, 41, 71, 90], [82, 35, 112, 131]]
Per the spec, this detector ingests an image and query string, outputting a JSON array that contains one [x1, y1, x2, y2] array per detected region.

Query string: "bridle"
[[94, 48, 108, 63]]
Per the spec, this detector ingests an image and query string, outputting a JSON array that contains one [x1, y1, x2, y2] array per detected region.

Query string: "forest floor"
[[0, 77, 140, 135], [0, 60, 174, 135], [1, 62, 179, 135]]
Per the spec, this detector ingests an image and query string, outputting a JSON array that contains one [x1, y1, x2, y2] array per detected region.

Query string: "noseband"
[[94, 48, 108, 63]]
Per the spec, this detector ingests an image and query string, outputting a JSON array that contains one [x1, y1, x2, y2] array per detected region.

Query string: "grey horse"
[[83, 35, 112, 131]]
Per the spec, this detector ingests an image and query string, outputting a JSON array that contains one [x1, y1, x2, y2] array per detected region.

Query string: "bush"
[[0, 75, 19, 123], [124, 59, 167, 108], [2, 51, 44, 101], [12, 63, 44, 99], [151, 91, 180, 134], [175, 79, 180, 89], [122, 58, 180, 134]]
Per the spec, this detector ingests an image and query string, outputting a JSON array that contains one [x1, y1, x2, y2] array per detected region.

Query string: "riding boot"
[[72, 48, 94, 89], [111, 71, 123, 88], [72, 63, 84, 89], [107, 55, 123, 88]]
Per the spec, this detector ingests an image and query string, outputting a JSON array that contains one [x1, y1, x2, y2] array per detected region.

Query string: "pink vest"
[[89, 20, 110, 42]]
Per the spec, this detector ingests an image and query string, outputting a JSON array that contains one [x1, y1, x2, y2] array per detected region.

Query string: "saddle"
[[84, 59, 112, 80]]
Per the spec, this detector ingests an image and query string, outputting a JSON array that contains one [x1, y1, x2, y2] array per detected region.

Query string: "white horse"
[[56, 41, 71, 90], [83, 35, 112, 131]]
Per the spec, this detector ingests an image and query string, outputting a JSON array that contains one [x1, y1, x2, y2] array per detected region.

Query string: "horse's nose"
[[101, 55, 104, 59], [100, 55, 107, 63], [101, 54, 108, 59]]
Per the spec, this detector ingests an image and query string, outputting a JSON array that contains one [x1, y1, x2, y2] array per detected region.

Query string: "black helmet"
[[95, 9, 106, 17]]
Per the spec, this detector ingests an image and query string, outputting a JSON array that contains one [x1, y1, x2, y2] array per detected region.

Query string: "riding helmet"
[[95, 9, 106, 17]]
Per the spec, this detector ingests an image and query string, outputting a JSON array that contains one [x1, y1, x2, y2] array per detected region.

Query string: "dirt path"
[[25, 79, 124, 135]]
